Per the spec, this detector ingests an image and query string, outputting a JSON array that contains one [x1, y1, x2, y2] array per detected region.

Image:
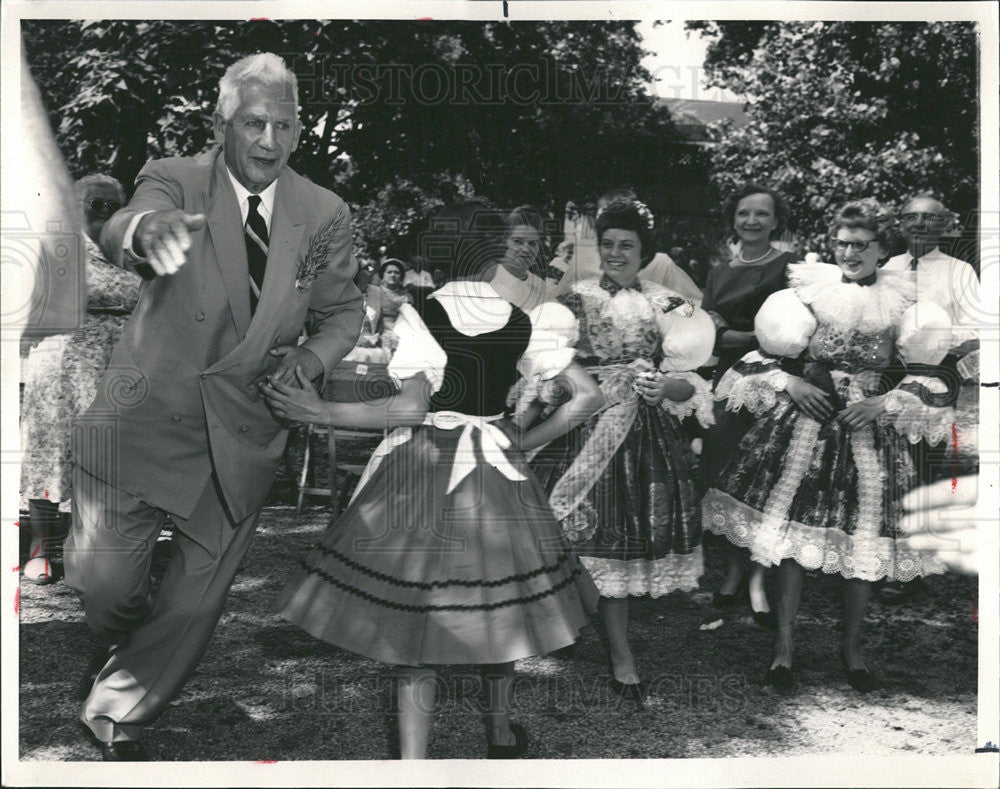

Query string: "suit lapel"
[[206, 153, 252, 338]]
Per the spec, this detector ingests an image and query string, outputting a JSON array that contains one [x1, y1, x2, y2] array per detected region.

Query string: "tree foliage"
[[687, 21, 980, 257], [22, 19, 701, 260]]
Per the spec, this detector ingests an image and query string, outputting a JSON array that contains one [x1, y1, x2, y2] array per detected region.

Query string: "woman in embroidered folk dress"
[[529, 199, 716, 701], [265, 202, 603, 759], [699, 184, 797, 632], [702, 201, 950, 694]]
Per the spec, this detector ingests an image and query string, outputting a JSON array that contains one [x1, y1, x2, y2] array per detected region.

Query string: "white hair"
[[216, 53, 298, 121]]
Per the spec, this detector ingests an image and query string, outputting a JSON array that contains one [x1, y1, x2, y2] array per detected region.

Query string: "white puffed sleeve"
[[517, 302, 579, 380], [883, 302, 957, 445], [386, 303, 448, 394], [655, 307, 716, 427], [755, 288, 817, 358], [657, 307, 715, 372]]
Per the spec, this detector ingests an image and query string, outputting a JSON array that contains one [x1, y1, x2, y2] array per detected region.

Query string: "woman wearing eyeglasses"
[[702, 200, 951, 693], [20, 174, 140, 584]]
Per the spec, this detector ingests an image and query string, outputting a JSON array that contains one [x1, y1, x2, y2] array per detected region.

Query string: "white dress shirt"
[[884, 247, 980, 338]]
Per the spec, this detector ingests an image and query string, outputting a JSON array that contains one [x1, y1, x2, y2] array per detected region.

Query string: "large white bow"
[[427, 412, 527, 494]]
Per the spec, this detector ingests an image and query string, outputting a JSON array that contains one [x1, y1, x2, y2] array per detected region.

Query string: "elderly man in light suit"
[[64, 53, 362, 760]]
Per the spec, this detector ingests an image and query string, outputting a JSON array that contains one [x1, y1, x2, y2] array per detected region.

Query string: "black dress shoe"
[[99, 740, 148, 761], [699, 590, 739, 631], [78, 642, 114, 701], [752, 609, 777, 631], [609, 677, 647, 707], [765, 665, 795, 693], [486, 722, 529, 759], [80, 722, 149, 761], [842, 657, 878, 693]]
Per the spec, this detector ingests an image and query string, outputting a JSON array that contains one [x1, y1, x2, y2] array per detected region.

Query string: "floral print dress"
[[530, 276, 715, 597], [20, 236, 141, 511]]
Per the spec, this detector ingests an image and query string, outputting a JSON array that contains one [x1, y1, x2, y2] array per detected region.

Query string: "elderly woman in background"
[[20, 174, 141, 584], [699, 184, 798, 632], [364, 258, 414, 355]]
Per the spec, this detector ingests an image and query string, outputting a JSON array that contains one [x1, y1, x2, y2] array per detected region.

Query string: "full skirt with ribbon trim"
[[702, 368, 948, 582], [277, 418, 600, 666], [530, 400, 704, 598]]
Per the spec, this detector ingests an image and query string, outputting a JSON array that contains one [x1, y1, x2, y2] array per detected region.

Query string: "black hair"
[[594, 198, 656, 266], [420, 201, 507, 280]]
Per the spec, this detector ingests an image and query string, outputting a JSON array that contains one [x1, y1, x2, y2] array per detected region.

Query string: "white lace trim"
[[788, 263, 915, 334], [660, 371, 715, 427], [714, 351, 790, 416], [703, 490, 946, 583], [883, 387, 956, 446], [580, 547, 704, 598]]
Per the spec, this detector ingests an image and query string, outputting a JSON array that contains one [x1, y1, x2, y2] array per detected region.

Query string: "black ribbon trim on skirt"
[[298, 557, 586, 612], [309, 543, 575, 589]]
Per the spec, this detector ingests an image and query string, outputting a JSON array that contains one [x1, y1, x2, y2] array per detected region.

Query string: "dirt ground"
[[18, 459, 979, 762]]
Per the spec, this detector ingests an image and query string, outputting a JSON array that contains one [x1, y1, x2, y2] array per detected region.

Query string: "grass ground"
[[18, 459, 978, 761]]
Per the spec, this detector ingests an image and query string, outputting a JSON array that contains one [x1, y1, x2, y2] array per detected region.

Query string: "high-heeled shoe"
[[765, 664, 795, 693], [609, 676, 647, 704], [486, 722, 529, 759], [841, 656, 878, 693], [607, 660, 646, 705], [751, 609, 777, 631]]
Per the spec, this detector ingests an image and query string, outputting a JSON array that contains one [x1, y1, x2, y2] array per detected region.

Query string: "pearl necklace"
[[738, 246, 773, 264]]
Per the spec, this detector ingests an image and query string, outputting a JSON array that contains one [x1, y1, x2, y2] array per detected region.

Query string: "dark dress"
[[278, 284, 599, 666], [700, 251, 795, 485]]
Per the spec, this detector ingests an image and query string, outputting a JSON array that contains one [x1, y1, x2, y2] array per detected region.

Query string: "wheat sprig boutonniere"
[[296, 215, 339, 291]]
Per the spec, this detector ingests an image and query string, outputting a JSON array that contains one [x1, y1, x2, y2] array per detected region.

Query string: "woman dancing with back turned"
[[264, 202, 603, 759]]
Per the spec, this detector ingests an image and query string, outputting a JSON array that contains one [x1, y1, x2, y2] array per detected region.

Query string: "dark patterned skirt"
[[278, 420, 599, 666], [703, 377, 947, 582], [531, 402, 703, 597]]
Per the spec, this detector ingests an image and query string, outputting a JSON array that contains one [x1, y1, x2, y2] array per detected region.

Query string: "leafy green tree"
[[23, 19, 701, 260], [688, 21, 980, 261]]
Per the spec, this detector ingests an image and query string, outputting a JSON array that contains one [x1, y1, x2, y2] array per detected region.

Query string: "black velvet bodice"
[[419, 297, 531, 416]]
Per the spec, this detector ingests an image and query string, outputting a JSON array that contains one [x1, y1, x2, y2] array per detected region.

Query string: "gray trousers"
[[64, 467, 259, 742]]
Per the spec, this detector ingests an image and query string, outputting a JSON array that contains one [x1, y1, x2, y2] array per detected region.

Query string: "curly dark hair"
[[594, 198, 656, 266], [419, 201, 507, 280], [829, 200, 897, 250], [723, 183, 791, 239]]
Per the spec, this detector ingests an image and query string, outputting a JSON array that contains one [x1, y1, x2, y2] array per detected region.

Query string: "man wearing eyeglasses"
[[63, 53, 362, 760], [883, 194, 980, 339]]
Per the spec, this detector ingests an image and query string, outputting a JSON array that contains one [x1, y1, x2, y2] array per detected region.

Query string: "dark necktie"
[[244, 195, 269, 312], [909, 256, 919, 271]]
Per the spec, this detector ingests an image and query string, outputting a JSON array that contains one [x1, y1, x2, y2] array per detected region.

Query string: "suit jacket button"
[[195, 311, 206, 321], [170, 414, 182, 422], [201, 374, 208, 380], [238, 424, 249, 433]]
